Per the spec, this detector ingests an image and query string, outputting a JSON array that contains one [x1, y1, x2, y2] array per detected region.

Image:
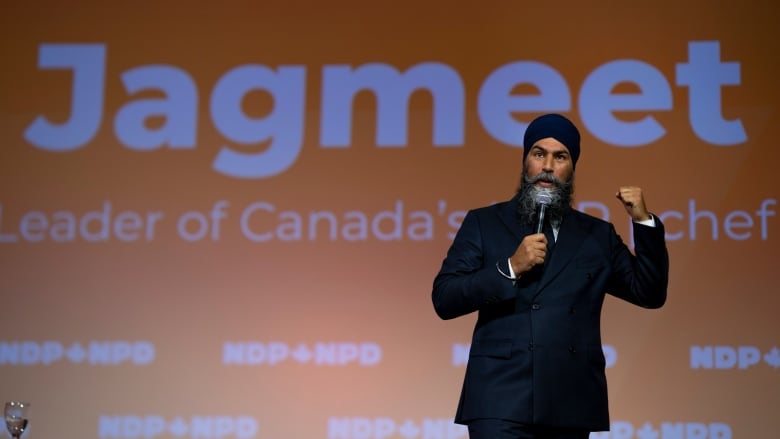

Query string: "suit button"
[[569, 307, 576, 314], [531, 303, 541, 310], [569, 346, 576, 353]]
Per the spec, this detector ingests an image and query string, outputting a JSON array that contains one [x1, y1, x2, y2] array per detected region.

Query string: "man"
[[432, 114, 669, 439]]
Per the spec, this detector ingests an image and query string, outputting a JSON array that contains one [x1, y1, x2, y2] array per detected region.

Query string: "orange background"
[[1, 1, 778, 438]]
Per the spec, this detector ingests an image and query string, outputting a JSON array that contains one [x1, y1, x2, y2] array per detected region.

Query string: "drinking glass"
[[4, 402, 30, 439]]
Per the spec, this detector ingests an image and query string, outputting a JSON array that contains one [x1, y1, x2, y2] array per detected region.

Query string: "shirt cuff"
[[634, 214, 656, 227]]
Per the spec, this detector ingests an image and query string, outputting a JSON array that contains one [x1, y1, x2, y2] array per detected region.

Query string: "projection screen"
[[1, 2, 778, 438]]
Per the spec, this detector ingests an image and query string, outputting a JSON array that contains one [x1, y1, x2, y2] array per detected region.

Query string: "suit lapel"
[[534, 210, 587, 295], [496, 197, 526, 242]]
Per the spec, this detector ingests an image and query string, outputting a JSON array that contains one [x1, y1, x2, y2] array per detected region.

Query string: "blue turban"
[[522, 114, 581, 168]]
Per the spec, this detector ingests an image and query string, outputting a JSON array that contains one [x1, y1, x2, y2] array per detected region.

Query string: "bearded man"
[[432, 113, 669, 439]]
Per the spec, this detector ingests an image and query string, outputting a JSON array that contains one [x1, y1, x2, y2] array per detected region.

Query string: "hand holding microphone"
[[510, 190, 553, 275]]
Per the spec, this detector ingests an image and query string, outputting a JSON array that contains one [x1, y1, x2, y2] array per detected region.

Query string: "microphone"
[[534, 190, 553, 234]]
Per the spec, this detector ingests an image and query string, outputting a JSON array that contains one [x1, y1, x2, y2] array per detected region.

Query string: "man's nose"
[[542, 156, 555, 171]]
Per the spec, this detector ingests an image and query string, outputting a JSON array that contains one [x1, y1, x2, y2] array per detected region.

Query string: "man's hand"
[[616, 186, 651, 221], [509, 233, 548, 275]]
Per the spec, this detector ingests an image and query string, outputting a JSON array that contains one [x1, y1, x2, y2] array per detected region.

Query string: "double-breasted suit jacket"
[[432, 196, 669, 431]]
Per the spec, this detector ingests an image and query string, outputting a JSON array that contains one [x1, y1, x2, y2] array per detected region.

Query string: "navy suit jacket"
[[432, 196, 669, 431]]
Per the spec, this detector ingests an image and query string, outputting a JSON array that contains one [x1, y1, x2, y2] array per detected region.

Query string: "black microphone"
[[534, 191, 553, 234]]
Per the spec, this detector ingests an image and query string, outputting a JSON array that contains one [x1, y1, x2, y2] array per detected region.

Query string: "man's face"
[[516, 136, 575, 225], [524, 137, 574, 187]]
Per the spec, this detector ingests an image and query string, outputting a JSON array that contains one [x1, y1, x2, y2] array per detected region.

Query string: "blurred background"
[[1, 1, 778, 438]]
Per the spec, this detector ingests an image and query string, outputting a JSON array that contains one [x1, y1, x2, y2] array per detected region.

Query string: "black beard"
[[515, 168, 574, 227]]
